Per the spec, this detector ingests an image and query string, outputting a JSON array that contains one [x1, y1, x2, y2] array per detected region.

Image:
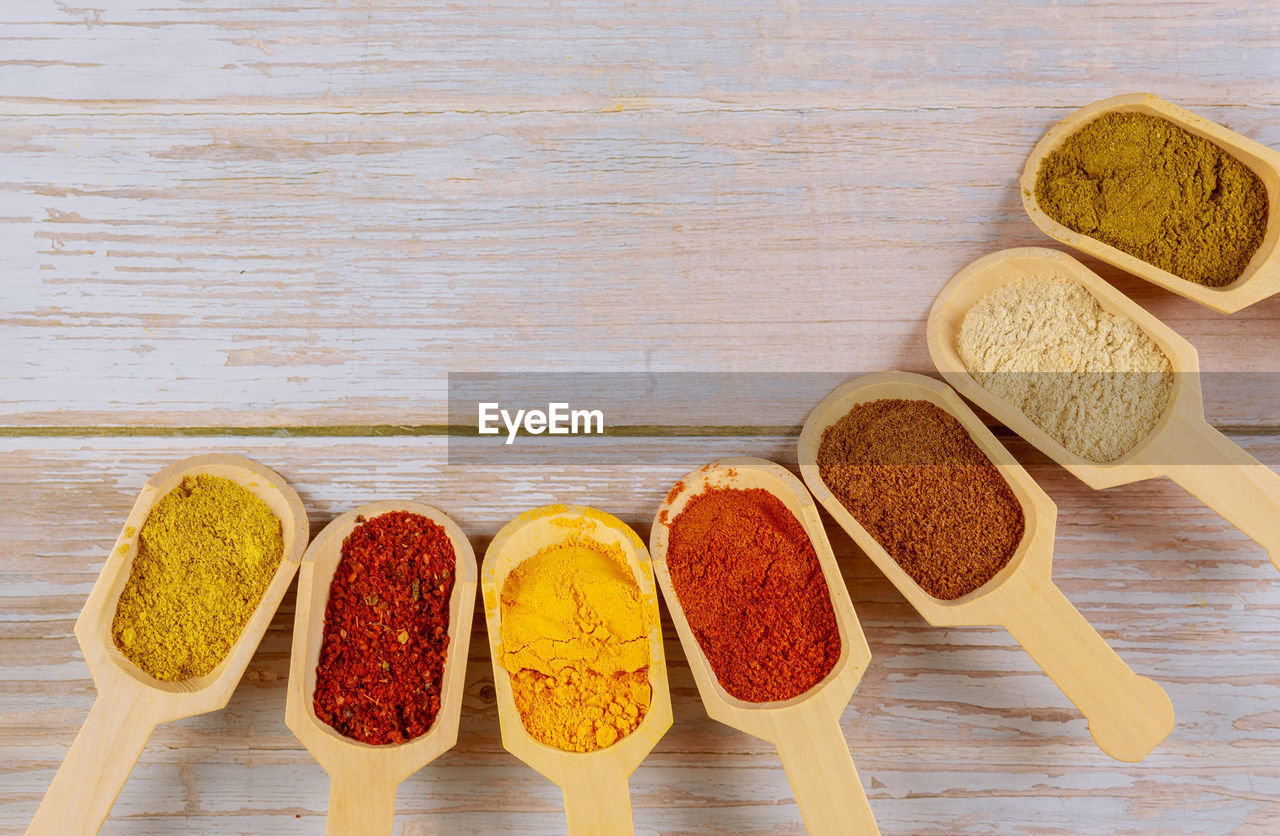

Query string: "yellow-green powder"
[[1035, 111, 1268, 287], [112, 474, 284, 681]]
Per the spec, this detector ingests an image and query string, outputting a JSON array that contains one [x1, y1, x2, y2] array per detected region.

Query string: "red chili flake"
[[313, 511, 456, 745]]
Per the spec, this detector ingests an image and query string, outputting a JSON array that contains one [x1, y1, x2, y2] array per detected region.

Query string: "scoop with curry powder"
[[111, 474, 284, 681]]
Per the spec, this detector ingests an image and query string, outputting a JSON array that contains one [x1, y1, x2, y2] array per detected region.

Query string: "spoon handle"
[[1159, 422, 1280, 571], [774, 714, 880, 835], [27, 691, 158, 835], [561, 763, 633, 836], [1004, 579, 1173, 762], [325, 772, 398, 836]]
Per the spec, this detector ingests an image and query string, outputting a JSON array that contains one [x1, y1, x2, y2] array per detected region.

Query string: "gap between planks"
[[1, 424, 1278, 439], [2, 98, 1278, 119]]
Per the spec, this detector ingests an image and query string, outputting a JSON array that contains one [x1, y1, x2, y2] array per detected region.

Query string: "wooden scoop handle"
[[1160, 423, 1280, 571], [774, 714, 880, 835], [1004, 580, 1174, 762], [325, 772, 398, 836], [27, 692, 158, 835], [560, 763, 633, 836]]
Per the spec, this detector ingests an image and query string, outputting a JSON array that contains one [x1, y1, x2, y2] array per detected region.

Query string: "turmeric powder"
[[499, 538, 651, 752]]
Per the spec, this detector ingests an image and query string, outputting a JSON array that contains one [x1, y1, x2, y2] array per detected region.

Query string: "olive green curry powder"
[[1034, 112, 1268, 287], [112, 474, 284, 681]]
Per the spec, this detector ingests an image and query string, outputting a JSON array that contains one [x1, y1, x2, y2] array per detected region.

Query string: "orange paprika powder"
[[663, 486, 841, 702]]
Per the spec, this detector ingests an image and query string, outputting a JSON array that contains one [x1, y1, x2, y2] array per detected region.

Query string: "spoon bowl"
[[929, 246, 1280, 570], [798, 373, 1174, 761], [29, 454, 309, 835], [481, 504, 672, 836], [285, 500, 477, 836], [1021, 92, 1280, 313], [650, 457, 879, 835]]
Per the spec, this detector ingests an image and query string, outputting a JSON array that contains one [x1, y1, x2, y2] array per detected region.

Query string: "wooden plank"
[[1, 2, 1278, 110], [3, 435, 1279, 833], [5, 106, 1280, 427]]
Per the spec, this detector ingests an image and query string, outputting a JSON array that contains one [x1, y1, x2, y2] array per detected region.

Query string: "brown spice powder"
[[816, 398, 1024, 600]]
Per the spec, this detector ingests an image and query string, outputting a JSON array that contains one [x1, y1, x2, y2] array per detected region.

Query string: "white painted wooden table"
[[3, 2, 1280, 833]]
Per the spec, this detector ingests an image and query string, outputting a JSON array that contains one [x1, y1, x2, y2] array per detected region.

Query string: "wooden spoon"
[[284, 500, 477, 835], [28, 454, 309, 836], [929, 246, 1280, 572], [650, 457, 880, 835], [481, 504, 672, 836], [1021, 92, 1280, 313], [798, 373, 1175, 762]]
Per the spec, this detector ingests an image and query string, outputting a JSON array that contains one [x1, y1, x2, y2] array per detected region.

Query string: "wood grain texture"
[[2, 1, 1279, 109], [3, 0, 1280, 833], [4, 436, 1280, 834], [4, 25, 1280, 426], [4, 104, 1279, 426]]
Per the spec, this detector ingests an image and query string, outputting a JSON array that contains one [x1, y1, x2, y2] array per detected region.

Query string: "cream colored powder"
[[957, 274, 1173, 463]]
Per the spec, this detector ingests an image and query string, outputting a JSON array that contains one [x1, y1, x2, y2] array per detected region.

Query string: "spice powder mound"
[[1035, 111, 1268, 287], [957, 273, 1173, 463], [499, 538, 652, 753], [313, 511, 456, 746], [817, 399, 1025, 600], [665, 486, 841, 703], [111, 474, 284, 682]]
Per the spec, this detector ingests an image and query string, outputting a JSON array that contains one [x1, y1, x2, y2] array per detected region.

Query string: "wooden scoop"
[[650, 457, 880, 835], [284, 500, 477, 835], [481, 504, 672, 836], [798, 373, 1175, 762], [929, 246, 1280, 572], [1021, 92, 1280, 313], [28, 454, 309, 836]]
